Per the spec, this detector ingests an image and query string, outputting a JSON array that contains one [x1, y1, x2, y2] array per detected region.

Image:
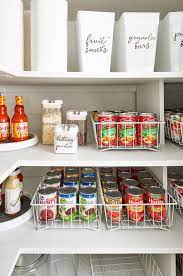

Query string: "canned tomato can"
[[175, 180, 183, 196], [58, 187, 77, 221], [122, 179, 139, 202], [63, 177, 79, 192], [79, 187, 97, 221], [105, 190, 122, 224], [117, 171, 132, 185], [131, 167, 146, 179], [38, 187, 57, 221], [170, 113, 183, 142], [135, 171, 153, 180], [103, 182, 118, 194], [138, 113, 157, 147], [139, 178, 156, 190], [46, 170, 62, 180], [102, 175, 117, 185], [117, 167, 131, 175], [168, 173, 182, 187], [80, 177, 96, 188], [146, 186, 166, 221], [126, 187, 144, 222], [44, 178, 61, 190], [81, 167, 96, 178], [100, 167, 113, 177], [117, 112, 138, 147], [97, 112, 117, 147]]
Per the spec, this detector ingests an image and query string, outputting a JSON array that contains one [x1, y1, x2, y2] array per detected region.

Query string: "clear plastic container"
[[50, 254, 79, 276], [66, 110, 88, 145], [42, 100, 63, 145], [54, 124, 79, 154], [12, 254, 50, 276]]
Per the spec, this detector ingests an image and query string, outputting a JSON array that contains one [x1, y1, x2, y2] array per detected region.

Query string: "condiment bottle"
[[0, 95, 10, 142], [14, 167, 24, 200], [5, 171, 21, 215], [11, 96, 29, 141]]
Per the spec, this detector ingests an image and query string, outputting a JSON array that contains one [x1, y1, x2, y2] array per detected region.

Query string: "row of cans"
[[168, 171, 183, 197], [93, 111, 158, 147], [165, 109, 183, 143], [99, 167, 166, 224]]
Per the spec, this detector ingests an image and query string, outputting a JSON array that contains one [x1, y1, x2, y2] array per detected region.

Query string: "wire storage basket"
[[91, 116, 164, 152], [31, 175, 103, 231], [168, 178, 183, 216], [97, 170, 177, 231], [90, 254, 164, 276], [165, 118, 183, 146]]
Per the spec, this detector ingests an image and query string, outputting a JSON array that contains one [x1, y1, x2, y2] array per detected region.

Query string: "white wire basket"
[[168, 179, 183, 216], [90, 254, 163, 276], [91, 116, 164, 152], [97, 171, 177, 231], [31, 177, 102, 231], [165, 118, 183, 145]]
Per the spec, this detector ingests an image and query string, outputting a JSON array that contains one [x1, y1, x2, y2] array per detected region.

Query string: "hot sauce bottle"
[[0, 96, 10, 142], [11, 96, 29, 142]]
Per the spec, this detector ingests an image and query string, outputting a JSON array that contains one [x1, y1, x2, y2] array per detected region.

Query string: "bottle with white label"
[[5, 171, 21, 215]]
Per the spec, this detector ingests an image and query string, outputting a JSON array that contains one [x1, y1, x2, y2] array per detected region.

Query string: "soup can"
[[44, 178, 61, 190], [58, 187, 77, 221], [105, 190, 122, 224], [100, 167, 113, 177], [138, 113, 157, 147], [117, 171, 132, 185], [79, 187, 97, 221], [81, 167, 96, 178], [126, 187, 144, 222], [46, 170, 62, 180], [146, 186, 166, 221], [97, 112, 117, 147], [131, 167, 146, 179], [121, 179, 139, 202], [80, 177, 96, 188], [135, 171, 153, 180], [63, 177, 79, 192], [38, 187, 57, 221], [103, 182, 118, 194], [102, 175, 117, 185]]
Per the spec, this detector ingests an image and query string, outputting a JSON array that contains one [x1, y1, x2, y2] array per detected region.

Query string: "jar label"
[[5, 188, 21, 214], [0, 122, 9, 140], [54, 135, 78, 153], [12, 122, 28, 139]]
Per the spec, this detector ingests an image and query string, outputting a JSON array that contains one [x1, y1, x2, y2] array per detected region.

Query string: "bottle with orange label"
[[0, 95, 10, 142], [11, 96, 29, 142]]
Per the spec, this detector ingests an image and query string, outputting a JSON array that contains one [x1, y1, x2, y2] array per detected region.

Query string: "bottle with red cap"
[[0, 95, 10, 142]]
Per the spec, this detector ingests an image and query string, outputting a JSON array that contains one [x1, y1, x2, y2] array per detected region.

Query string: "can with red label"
[[135, 171, 153, 181], [138, 113, 158, 147], [105, 190, 122, 224], [97, 112, 117, 147], [175, 180, 183, 196], [146, 186, 166, 221], [117, 171, 132, 185], [100, 167, 113, 177], [102, 175, 117, 186], [117, 112, 138, 147], [126, 187, 144, 222], [168, 173, 182, 187], [131, 167, 146, 179], [121, 179, 139, 202], [38, 187, 57, 221]]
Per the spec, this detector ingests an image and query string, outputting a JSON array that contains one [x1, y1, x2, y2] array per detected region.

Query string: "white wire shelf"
[[165, 118, 183, 146], [168, 179, 183, 216], [90, 254, 163, 276], [97, 170, 177, 231], [91, 116, 164, 152]]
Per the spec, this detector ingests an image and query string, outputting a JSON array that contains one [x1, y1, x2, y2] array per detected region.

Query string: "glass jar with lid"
[[54, 124, 79, 154], [42, 100, 63, 145], [66, 110, 88, 145]]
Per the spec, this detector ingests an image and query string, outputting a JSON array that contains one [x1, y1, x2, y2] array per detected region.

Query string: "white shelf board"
[[1, 212, 183, 276], [1, 71, 183, 85], [0, 142, 183, 183]]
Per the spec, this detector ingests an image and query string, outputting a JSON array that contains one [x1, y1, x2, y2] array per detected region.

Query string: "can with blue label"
[[79, 187, 97, 221], [58, 187, 77, 221], [63, 177, 79, 192], [80, 177, 96, 188], [81, 167, 96, 178]]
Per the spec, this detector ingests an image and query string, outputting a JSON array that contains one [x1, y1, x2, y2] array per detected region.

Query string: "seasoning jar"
[[54, 124, 79, 154], [66, 110, 88, 145], [42, 100, 63, 145]]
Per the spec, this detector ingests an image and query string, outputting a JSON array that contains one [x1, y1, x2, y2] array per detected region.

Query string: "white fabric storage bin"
[[156, 12, 183, 72], [76, 11, 115, 73], [115, 12, 159, 72], [0, 0, 24, 72], [31, 0, 68, 72]]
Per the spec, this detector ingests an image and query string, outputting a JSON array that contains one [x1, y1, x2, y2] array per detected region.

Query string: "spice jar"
[[66, 110, 88, 145], [42, 100, 63, 145], [54, 124, 79, 154]]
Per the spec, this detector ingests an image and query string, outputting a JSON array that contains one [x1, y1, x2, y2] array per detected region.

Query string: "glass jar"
[[42, 100, 63, 145], [66, 110, 88, 145], [54, 124, 79, 154], [12, 254, 50, 276]]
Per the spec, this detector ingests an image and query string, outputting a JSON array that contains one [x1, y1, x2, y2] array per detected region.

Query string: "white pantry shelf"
[[0, 142, 183, 183], [1, 70, 183, 86]]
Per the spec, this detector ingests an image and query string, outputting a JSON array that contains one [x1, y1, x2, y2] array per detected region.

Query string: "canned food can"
[[97, 112, 117, 147], [139, 178, 156, 190], [105, 190, 122, 224], [117, 167, 131, 175], [135, 171, 153, 180], [175, 180, 183, 196], [58, 187, 77, 221], [168, 173, 182, 187], [80, 177, 96, 188], [38, 187, 57, 221], [117, 112, 138, 147], [131, 167, 146, 179], [44, 178, 61, 190], [122, 179, 139, 202], [79, 187, 97, 221], [81, 167, 96, 178], [92, 111, 100, 122], [138, 113, 158, 147], [102, 175, 117, 185], [63, 177, 79, 192], [117, 171, 132, 185], [65, 169, 80, 180], [103, 182, 118, 194], [100, 167, 113, 177], [146, 186, 166, 221], [46, 170, 62, 180], [170, 113, 183, 142], [126, 187, 144, 222]]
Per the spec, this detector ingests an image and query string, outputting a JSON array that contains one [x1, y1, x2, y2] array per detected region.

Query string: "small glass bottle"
[[0, 95, 10, 142], [42, 100, 63, 145], [66, 110, 88, 145], [11, 96, 29, 142]]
